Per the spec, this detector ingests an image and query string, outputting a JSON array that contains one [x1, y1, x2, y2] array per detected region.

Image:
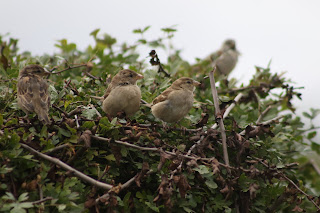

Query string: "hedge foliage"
[[0, 27, 320, 212]]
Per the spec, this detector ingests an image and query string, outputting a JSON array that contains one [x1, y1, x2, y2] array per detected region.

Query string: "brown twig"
[[256, 105, 273, 124], [44, 144, 70, 155], [209, 68, 230, 167], [51, 64, 88, 74], [32, 197, 53, 205]]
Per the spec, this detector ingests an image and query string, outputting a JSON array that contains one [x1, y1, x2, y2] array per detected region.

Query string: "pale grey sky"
[[1, 0, 319, 132]]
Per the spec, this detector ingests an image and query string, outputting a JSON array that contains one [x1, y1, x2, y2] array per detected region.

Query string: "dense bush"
[[0, 27, 320, 212]]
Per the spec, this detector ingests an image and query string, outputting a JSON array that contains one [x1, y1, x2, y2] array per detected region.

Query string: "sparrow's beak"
[[193, 80, 201, 86], [136, 73, 144, 80]]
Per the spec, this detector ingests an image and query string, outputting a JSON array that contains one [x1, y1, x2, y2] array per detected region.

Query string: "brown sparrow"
[[151, 77, 200, 123], [17, 64, 51, 124], [207, 39, 239, 76], [102, 69, 143, 117]]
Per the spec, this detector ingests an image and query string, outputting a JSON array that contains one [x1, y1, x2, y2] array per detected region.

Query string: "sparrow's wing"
[[207, 50, 223, 63], [38, 78, 50, 109], [103, 84, 114, 99], [152, 88, 174, 105], [17, 76, 35, 112]]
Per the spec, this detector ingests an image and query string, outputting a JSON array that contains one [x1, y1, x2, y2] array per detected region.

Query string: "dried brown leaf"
[[79, 130, 92, 148], [157, 150, 173, 171], [177, 174, 191, 198], [135, 162, 150, 187]]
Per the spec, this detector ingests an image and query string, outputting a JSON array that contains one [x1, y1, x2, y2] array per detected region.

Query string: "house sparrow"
[[151, 77, 200, 123], [207, 39, 239, 76], [17, 64, 51, 124], [102, 69, 143, 117]]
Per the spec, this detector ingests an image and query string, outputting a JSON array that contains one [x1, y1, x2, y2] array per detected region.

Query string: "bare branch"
[[32, 197, 53, 205], [282, 174, 320, 210], [240, 115, 284, 136], [92, 135, 158, 151], [209, 69, 230, 166], [44, 144, 70, 155], [51, 64, 87, 74], [256, 105, 273, 124], [21, 143, 113, 190]]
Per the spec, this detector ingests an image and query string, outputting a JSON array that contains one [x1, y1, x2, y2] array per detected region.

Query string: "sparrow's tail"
[[37, 110, 51, 125]]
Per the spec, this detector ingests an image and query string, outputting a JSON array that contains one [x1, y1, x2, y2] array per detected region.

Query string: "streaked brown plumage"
[[17, 64, 51, 124], [102, 69, 143, 117], [151, 77, 200, 123]]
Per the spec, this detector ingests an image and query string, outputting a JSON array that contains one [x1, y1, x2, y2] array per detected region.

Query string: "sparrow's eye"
[[187, 81, 192, 84], [129, 74, 133, 78]]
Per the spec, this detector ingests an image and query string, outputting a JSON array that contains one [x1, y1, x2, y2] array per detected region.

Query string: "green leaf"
[[161, 27, 177, 33], [307, 131, 317, 139], [90, 29, 100, 39], [40, 125, 48, 138], [58, 128, 71, 137], [302, 112, 312, 119], [0, 113, 3, 126], [18, 192, 29, 202], [105, 154, 115, 161], [193, 165, 210, 175], [133, 29, 142, 34], [205, 179, 218, 189], [310, 108, 320, 119], [311, 142, 320, 154], [142, 26, 151, 33]]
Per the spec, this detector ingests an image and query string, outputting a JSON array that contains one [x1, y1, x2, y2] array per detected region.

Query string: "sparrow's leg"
[[161, 121, 170, 131]]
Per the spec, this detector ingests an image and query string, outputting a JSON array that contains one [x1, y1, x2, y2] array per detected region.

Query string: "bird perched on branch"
[[151, 77, 201, 123], [102, 69, 144, 117], [207, 39, 239, 76], [17, 64, 51, 124]]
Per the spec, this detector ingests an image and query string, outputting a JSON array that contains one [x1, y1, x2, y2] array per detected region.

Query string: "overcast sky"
[[1, 0, 319, 132]]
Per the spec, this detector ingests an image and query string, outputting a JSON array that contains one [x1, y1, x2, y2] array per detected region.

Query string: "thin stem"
[[256, 105, 272, 124], [209, 69, 230, 166], [51, 64, 87, 74]]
